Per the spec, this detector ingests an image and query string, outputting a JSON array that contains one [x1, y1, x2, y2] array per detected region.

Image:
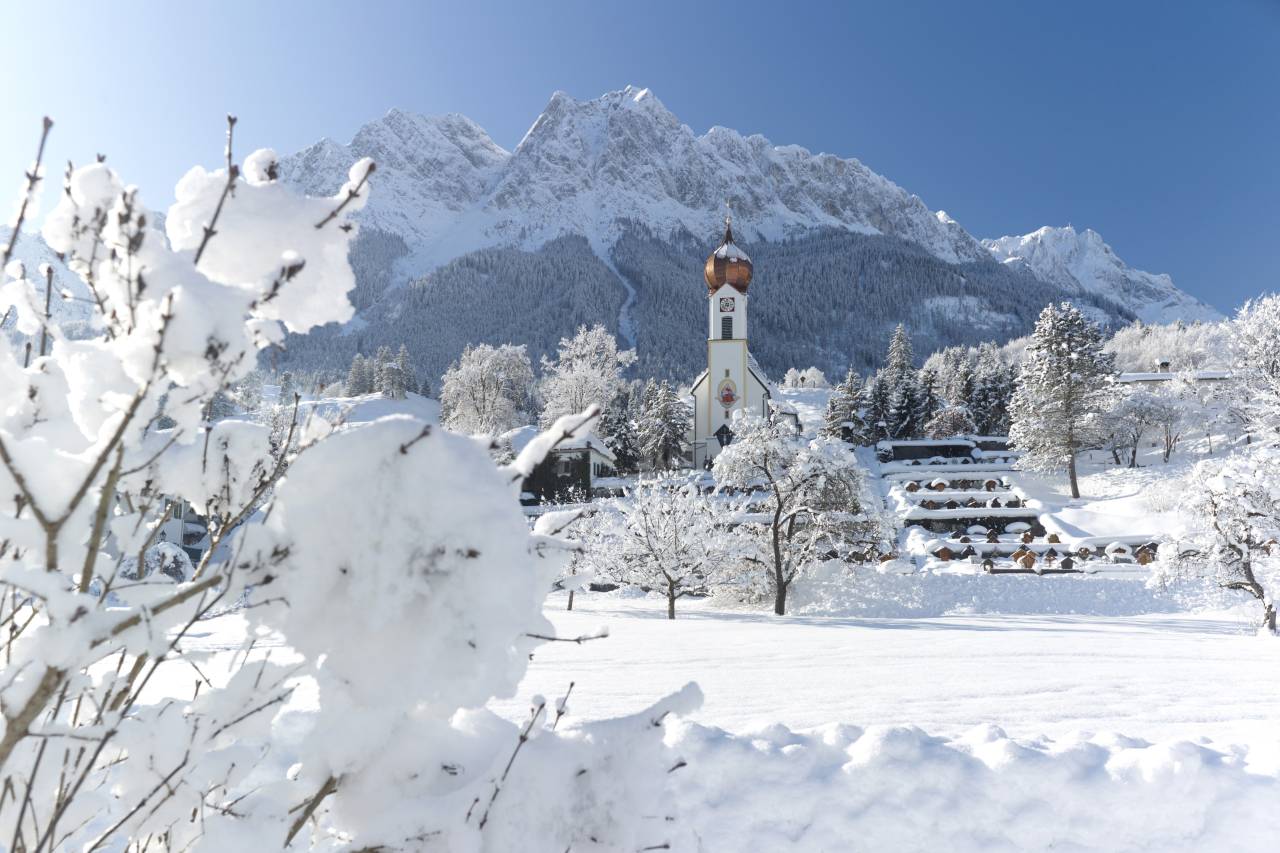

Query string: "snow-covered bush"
[[0, 119, 696, 851], [1153, 446, 1280, 633], [781, 366, 829, 389]]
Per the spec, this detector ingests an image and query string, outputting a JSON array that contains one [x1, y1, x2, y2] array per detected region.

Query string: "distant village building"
[[1116, 368, 1230, 385], [157, 499, 210, 563], [689, 217, 773, 469], [507, 426, 618, 504]]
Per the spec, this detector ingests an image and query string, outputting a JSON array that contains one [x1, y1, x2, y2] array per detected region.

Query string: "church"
[[688, 218, 774, 468]]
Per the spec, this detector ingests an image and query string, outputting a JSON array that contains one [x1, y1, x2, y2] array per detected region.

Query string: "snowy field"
[[502, 593, 1279, 749]]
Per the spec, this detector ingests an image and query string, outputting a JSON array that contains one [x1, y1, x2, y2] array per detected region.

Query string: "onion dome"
[[704, 216, 752, 293]]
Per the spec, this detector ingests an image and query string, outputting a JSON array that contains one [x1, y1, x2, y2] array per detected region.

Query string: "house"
[[156, 498, 210, 563], [504, 426, 619, 505], [876, 438, 977, 463]]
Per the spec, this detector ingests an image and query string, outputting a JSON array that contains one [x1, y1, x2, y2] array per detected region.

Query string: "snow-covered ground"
[[500, 593, 1279, 749], [170, 592, 1280, 851]]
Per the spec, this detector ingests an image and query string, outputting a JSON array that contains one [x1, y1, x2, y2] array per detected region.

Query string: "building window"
[[721, 316, 733, 339]]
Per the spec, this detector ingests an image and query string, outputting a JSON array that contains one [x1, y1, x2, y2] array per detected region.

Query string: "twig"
[[523, 628, 609, 645], [39, 264, 53, 357], [2, 116, 53, 268], [284, 774, 339, 847], [314, 161, 376, 230], [192, 115, 238, 266], [477, 700, 546, 830], [551, 681, 574, 731]]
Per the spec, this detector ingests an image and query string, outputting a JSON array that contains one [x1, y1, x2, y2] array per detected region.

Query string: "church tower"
[[689, 216, 772, 468]]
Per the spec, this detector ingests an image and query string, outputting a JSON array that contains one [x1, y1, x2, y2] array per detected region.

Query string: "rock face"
[[982, 226, 1221, 325]]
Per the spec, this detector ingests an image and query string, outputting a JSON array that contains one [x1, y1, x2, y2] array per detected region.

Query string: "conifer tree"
[[914, 367, 941, 433], [395, 344, 417, 394], [346, 353, 372, 396], [599, 386, 641, 474], [637, 381, 689, 471], [372, 345, 394, 395], [1009, 302, 1117, 498], [885, 323, 914, 380], [822, 370, 867, 444], [880, 324, 922, 438], [862, 371, 893, 440]]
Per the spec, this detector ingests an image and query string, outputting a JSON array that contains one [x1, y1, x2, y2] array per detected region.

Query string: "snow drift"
[[667, 721, 1280, 852]]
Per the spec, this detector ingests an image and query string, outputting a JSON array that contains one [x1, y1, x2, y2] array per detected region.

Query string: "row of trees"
[[345, 343, 425, 397], [436, 324, 694, 473], [574, 416, 888, 618], [817, 326, 1019, 445]]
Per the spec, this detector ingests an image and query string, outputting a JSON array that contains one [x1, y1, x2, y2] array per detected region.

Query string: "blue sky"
[[3, 0, 1276, 312]]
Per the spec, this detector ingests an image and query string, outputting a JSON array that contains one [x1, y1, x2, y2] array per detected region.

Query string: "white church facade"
[[688, 219, 773, 468]]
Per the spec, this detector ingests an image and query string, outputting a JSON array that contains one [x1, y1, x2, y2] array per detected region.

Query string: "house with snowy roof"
[[504, 425, 618, 504]]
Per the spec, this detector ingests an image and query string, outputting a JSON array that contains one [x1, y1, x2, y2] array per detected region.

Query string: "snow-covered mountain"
[[6, 89, 1217, 380], [281, 86, 989, 270], [0, 227, 93, 333], [982, 226, 1221, 324]]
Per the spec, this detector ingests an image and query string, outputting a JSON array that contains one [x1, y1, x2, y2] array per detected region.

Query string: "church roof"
[[704, 217, 753, 293]]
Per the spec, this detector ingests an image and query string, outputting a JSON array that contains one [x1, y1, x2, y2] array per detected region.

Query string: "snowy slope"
[[0, 227, 94, 329], [982, 226, 1221, 324]]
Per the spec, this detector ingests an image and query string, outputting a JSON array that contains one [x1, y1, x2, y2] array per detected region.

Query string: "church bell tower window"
[[721, 316, 733, 339]]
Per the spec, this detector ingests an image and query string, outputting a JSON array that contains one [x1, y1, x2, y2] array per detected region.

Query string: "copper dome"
[[704, 219, 752, 293]]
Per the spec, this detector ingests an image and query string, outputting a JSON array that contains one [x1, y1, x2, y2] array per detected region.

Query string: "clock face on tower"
[[719, 297, 735, 313]]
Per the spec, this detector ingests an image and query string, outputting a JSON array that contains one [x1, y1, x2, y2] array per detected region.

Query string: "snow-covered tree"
[[885, 323, 914, 379], [589, 477, 728, 618], [538, 323, 636, 427], [440, 342, 535, 435], [1105, 318, 1230, 373], [861, 371, 893, 440], [1106, 387, 1175, 467], [969, 342, 1016, 435], [1230, 295, 1280, 442], [1153, 447, 1280, 632], [927, 345, 975, 408], [714, 416, 885, 615], [781, 366, 829, 389], [637, 380, 689, 470], [822, 369, 867, 444], [924, 405, 976, 439], [346, 352, 374, 395], [599, 381, 641, 474], [876, 325, 923, 438], [395, 342, 417, 393], [914, 367, 941, 432], [0, 122, 697, 851], [1009, 302, 1117, 498]]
